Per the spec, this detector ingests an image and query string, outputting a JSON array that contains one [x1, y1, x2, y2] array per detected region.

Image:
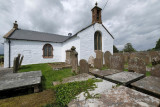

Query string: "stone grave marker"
[[88, 56, 94, 67], [79, 59, 89, 74], [70, 46, 78, 73], [104, 51, 111, 68], [95, 50, 103, 64], [149, 51, 160, 63], [94, 58, 103, 69], [128, 57, 146, 74], [151, 64, 160, 78], [110, 54, 124, 71]]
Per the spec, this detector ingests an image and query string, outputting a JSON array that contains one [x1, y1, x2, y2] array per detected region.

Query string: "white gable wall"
[[62, 36, 80, 62], [78, 23, 113, 62], [4, 39, 62, 67]]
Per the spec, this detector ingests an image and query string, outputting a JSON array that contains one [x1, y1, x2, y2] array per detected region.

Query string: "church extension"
[[3, 3, 114, 68]]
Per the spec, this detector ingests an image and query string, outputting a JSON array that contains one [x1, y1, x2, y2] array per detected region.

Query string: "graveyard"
[[0, 49, 160, 107]]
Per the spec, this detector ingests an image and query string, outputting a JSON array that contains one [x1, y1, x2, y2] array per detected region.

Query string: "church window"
[[94, 31, 102, 50], [43, 44, 53, 58]]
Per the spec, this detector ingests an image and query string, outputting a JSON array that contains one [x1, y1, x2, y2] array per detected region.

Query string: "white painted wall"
[[4, 39, 62, 67], [78, 23, 113, 62]]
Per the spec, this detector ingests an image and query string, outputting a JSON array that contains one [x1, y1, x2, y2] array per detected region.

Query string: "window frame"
[[42, 44, 53, 58], [94, 31, 102, 51]]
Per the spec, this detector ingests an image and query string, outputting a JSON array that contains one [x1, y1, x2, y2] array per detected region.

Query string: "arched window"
[[43, 44, 53, 58], [94, 31, 102, 50]]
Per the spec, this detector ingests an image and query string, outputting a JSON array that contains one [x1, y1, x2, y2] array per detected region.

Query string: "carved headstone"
[[80, 59, 89, 74], [88, 56, 94, 67], [128, 57, 146, 74], [110, 54, 124, 71], [151, 64, 160, 78], [94, 58, 103, 69], [70, 46, 78, 73], [104, 51, 111, 68], [65, 50, 72, 65]]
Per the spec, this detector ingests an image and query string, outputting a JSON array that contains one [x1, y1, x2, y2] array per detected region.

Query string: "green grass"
[[100, 66, 108, 70], [124, 68, 128, 71], [19, 63, 74, 89], [146, 71, 151, 76], [147, 64, 152, 67]]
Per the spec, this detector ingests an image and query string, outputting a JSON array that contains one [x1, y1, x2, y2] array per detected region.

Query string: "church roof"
[[5, 29, 70, 43], [4, 23, 114, 42]]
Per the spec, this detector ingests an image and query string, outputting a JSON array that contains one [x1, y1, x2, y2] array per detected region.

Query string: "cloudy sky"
[[0, 0, 160, 54]]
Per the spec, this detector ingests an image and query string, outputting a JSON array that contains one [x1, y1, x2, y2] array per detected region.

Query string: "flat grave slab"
[[0, 71, 42, 92], [62, 73, 95, 84], [0, 68, 13, 76], [68, 86, 160, 107], [131, 76, 160, 98], [89, 69, 122, 78], [104, 71, 144, 85]]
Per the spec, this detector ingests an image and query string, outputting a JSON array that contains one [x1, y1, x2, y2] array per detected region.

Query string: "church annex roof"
[[5, 29, 70, 43]]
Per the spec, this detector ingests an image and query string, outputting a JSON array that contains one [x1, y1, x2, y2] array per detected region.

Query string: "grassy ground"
[[19, 63, 74, 89], [0, 90, 55, 107]]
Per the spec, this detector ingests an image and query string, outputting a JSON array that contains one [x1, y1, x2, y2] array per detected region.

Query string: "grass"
[[100, 66, 108, 70], [19, 63, 74, 89], [147, 63, 152, 67], [0, 90, 55, 107], [146, 71, 151, 76]]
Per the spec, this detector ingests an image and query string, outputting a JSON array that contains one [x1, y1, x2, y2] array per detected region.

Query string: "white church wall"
[[4, 39, 62, 67], [78, 23, 113, 62], [62, 36, 80, 62], [4, 39, 9, 68]]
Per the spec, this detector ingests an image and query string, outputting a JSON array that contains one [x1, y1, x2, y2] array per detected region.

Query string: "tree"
[[113, 45, 119, 53], [155, 38, 160, 50], [123, 43, 136, 52]]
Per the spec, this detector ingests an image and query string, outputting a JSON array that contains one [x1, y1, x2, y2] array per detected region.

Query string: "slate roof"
[[4, 23, 114, 42], [6, 29, 70, 43]]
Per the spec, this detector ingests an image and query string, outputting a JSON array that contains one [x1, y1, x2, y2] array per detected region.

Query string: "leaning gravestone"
[[88, 56, 94, 67], [128, 57, 146, 74], [94, 58, 103, 69], [104, 51, 111, 68], [79, 59, 89, 74], [151, 64, 160, 78], [110, 54, 124, 71]]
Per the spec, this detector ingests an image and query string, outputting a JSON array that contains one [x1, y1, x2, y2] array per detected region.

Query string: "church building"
[[3, 3, 114, 68]]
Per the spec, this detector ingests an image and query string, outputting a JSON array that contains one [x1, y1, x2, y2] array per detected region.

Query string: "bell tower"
[[91, 2, 102, 24]]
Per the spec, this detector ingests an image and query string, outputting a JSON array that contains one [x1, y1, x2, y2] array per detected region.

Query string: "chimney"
[[13, 21, 18, 29], [91, 2, 102, 24]]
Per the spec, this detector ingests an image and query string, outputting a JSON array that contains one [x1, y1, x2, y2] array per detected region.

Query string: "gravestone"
[[94, 58, 103, 69], [123, 52, 130, 63], [79, 59, 89, 74], [70, 46, 78, 73], [128, 57, 146, 74], [65, 50, 72, 65], [149, 51, 160, 63], [104, 51, 111, 68], [88, 56, 94, 67], [95, 51, 103, 65], [151, 64, 160, 78], [110, 54, 124, 71]]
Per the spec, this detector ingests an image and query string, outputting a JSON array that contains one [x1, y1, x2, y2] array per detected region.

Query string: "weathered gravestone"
[[110, 54, 124, 71], [79, 59, 89, 74], [104, 51, 111, 68], [70, 46, 78, 73], [13, 54, 24, 73], [95, 51, 103, 65], [123, 52, 130, 63], [88, 56, 94, 67], [151, 64, 160, 78], [94, 58, 103, 69], [128, 57, 146, 74]]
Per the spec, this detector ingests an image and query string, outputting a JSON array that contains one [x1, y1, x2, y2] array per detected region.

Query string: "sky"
[[0, 0, 160, 54]]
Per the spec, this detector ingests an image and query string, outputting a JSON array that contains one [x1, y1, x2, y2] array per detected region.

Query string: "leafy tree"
[[123, 43, 136, 52], [113, 45, 119, 53], [155, 38, 160, 50]]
